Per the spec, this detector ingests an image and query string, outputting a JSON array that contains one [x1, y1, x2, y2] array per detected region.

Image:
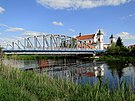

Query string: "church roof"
[[76, 34, 95, 40]]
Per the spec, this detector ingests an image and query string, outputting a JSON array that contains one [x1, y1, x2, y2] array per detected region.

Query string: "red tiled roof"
[[129, 44, 135, 47], [76, 34, 95, 40], [128, 44, 135, 48]]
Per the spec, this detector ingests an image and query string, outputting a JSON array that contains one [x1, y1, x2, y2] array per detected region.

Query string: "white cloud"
[[0, 24, 25, 32], [120, 12, 135, 20], [0, 23, 43, 37], [69, 29, 75, 33], [23, 31, 42, 36], [36, 0, 132, 10], [52, 21, 63, 26], [116, 32, 135, 40], [13, 36, 24, 40], [6, 27, 24, 32], [0, 24, 8, 28], [0, 6, 5, 14]]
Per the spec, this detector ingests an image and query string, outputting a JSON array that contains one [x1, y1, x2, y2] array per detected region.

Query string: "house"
[[128, 44, 135, 49]]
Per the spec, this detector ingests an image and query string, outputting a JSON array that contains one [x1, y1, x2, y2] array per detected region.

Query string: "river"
[[3, 58, 135, 90]]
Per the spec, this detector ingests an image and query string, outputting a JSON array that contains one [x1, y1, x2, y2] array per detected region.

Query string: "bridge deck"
[[3, 49, 105, 55]]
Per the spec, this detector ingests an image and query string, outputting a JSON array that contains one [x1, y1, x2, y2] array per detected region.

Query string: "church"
[[75, 30, 115, 50]]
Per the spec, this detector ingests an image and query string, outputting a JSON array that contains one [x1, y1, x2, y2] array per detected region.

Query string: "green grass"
[[0, 63, 135, 101], [4, 54, 60, 60]]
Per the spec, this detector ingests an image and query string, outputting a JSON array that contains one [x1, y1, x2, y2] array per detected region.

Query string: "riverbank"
[[94, 55, 135, 62], [0, 63, 135, 101], [4, 54, 75, 60], [4, 54, 94, 60]]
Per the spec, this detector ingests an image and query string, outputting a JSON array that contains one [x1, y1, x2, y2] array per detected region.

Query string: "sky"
[[0, 0, 135, 47]]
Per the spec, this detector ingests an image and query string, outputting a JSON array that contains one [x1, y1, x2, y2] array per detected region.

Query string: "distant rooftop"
[[76, 34, 95, 40]]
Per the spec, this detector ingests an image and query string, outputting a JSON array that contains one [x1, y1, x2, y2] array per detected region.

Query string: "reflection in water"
[[2, 58, 135, 89], [107, 61, 135, 90], [37, 59, 49, 68]]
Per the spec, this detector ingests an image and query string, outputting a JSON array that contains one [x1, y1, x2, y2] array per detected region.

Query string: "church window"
[[98, 38, 100, 42]]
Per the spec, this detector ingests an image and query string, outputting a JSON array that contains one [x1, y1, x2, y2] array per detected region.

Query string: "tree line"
[[106, 37, 135, 57]]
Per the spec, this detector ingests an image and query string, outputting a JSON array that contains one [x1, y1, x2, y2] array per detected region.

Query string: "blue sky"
[[0, 0, 135, 46]]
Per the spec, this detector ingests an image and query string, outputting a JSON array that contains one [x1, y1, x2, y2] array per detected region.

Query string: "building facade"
[[76, 30, 104, 50], [76, 30, 115, 50]]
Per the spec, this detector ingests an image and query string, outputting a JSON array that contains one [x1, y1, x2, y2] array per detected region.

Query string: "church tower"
[[109, 34, 115, 44], [97, 30, 104, 50]]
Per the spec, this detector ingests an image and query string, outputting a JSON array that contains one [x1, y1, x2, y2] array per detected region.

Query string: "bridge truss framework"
[[2, 34, 104, 55]]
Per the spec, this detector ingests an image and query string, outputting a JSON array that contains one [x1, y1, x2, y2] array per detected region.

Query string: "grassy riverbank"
[[4, 54, 82, 60], [95, 55, 135, 62], [4, 54, 67, 60], [0, 63, 135, 101]]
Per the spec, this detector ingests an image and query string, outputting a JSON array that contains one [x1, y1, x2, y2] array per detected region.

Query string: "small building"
[[128, 44, 135, 49]]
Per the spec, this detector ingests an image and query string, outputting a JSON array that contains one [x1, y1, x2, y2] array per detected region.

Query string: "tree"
[[116, 37, 123, 47], [0, 47, 2, 52], [0, 47, 3, 63], [70, 38, 77, 48], [106, 43, 120, 55], [60, 38, 77, 48], [106, 42, 129, 56], [119, 46, 129, 56], [130, 47, 135, 56]]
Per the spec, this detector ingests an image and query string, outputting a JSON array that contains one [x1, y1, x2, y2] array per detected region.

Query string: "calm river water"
[[3, 58, 135, 89]]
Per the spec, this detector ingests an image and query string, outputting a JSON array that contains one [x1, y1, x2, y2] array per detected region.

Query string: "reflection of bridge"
[[2, 34, 105, 55]]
